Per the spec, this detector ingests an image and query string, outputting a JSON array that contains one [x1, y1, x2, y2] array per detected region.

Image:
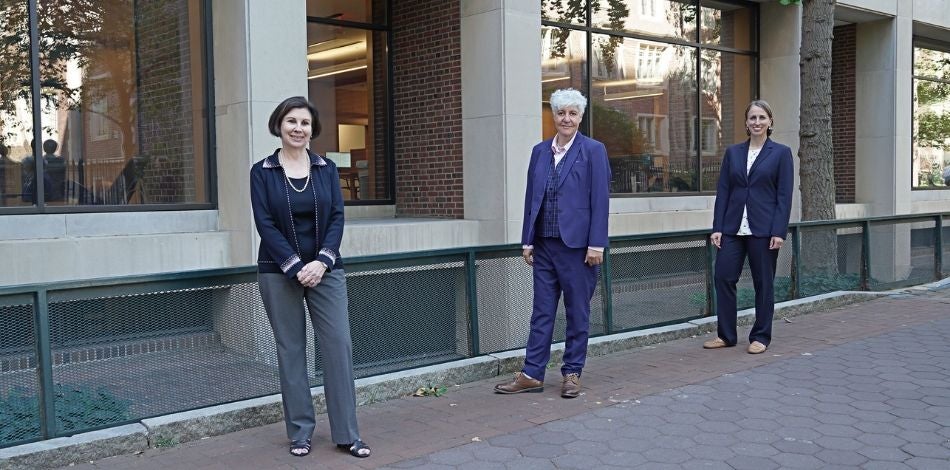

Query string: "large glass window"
[[0, 0, 211, 210], [541, 0, 756, 195], [912, 42, 950, 189], [307, 0, 390, 203]]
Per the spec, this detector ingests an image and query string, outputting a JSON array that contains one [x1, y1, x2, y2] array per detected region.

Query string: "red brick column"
[[832, 24, 856, 204], [391, 0, 463, 218]]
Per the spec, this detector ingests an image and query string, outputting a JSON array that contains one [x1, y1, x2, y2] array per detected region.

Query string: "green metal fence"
[[1, 213, 948, 448]]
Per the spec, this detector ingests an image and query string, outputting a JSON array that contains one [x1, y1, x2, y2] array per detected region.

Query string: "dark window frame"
[[911, 38, 950, 191], [306, 0, 395, 206], [541, 0, 760, 197], [0, 0, 217, 215]]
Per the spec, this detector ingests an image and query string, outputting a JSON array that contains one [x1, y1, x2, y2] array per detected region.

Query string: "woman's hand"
[[769, 236, 784, 250], [585, 249, 603, 266], [710, 232, 722, 249], [296, 260, 327, 287], [522, 248, 534, 266]]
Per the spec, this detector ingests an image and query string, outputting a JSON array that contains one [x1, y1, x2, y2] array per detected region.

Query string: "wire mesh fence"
[[797, 224, 865, 297], [2, 213, 949, 448], [609, 235, 708, 331], [868, 220, 938, 290], [0, 295, 39, 447]]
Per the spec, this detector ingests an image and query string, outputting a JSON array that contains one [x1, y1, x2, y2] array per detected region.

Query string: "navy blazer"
[[712, 139, 794, 239], [521, 132, 611, 249], [250, 149, 344, 279]]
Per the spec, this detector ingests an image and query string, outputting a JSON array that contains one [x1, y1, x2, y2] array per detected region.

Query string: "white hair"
[[550, 88, 587, 113]]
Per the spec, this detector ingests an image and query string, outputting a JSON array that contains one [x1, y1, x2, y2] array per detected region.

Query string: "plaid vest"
[[537, 156, 566, 238]]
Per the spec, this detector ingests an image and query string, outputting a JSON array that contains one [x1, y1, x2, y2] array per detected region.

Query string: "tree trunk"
[[798, 0, 839, 278]]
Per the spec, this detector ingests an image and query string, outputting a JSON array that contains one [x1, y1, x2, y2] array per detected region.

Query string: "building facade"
[[1, 0, 949, 286]]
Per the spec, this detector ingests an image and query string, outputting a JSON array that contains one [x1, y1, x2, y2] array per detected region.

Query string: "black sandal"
[[289, 439, 311, 457], [337, 439, 371, 458]]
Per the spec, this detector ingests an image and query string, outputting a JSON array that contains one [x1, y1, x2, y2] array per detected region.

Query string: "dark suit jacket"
[[521, 132, 611, 249], [712, 139, 794, 239]]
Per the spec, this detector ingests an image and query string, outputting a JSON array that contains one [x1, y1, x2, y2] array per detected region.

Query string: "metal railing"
[[1, 212, 948, 448]]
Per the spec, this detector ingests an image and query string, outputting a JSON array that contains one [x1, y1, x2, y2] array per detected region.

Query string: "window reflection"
[[912, 45, 950, 189], [542, 0, 756, 195], [592, 0, 698, 42], [701, 1, 753, 48], [542, 28, 588, 137], [542, 0, 588, 25], [1, 0, 209, 208], [0, 0, 35, 207], [589, 34, 698, 193], [307, 24, 389, 201], [700, 51, 752, 191]]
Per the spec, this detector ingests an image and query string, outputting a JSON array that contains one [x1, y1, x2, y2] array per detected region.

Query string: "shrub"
[[0, 384, 131, 445]]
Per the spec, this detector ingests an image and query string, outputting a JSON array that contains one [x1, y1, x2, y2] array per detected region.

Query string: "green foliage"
[[917, 161, 947, 188], [778, 0, 802, 5], [412, 384, 447, 397], [154, 436, 178, 448], [916, 111, 950, 150], [543, 0, 629, 62], [591, 102, 650, 156], [0, 384, 131, 444]]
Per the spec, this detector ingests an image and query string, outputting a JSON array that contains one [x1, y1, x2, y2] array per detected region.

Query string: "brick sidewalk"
[[61, 288, 950, 469]]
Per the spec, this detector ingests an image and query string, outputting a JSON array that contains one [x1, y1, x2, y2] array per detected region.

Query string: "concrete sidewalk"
[[37, 283, 949, 469]]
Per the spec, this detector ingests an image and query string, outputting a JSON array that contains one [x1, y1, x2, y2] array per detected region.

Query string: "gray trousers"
[[258, 269, 360, 444]]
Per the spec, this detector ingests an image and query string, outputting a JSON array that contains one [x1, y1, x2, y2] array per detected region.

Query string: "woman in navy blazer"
[[251, 97, 370, 458], [704, 100, 794, 354]]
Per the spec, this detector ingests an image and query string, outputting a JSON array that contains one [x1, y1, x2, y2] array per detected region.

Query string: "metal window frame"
[[305, 0, 396, 206], [541, 0, 760, 197], [0, 0, 217, 215], [910, 38, 950, 191]]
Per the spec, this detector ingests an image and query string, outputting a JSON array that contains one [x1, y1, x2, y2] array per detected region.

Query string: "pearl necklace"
[[279, 151, 310, 193]]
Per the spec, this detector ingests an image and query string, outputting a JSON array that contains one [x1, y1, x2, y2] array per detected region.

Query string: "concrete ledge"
[[0, 424, 147, 470], [141, 394, 284, 449]]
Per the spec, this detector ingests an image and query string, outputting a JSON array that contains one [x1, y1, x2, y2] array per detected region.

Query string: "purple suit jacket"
[[712, 138, 794, 238], [521, 132, 611, 249]]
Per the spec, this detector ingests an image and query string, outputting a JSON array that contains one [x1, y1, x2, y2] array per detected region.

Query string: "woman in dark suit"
[[703, 100, 794, 354], [250, 96, 370, 458]]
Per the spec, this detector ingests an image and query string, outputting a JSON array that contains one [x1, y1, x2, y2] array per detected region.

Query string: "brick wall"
[[391, 0, 463, 217], [135, 0, 198, 204], [832, 24, 856, 203]]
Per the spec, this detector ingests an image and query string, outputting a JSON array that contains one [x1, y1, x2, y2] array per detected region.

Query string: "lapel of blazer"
[[736, 140, 751, 184], [748, 139, 774, 179], [557, 133, 584, 188], [535, 140, 554, 194]]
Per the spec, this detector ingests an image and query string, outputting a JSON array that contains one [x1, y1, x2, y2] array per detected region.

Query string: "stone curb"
[[0, 424, 147, 470], [0, 289, 902, 469]]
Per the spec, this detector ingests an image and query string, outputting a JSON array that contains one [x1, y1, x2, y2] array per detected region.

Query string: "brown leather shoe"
[[561, 373, 581, 398], [703, 337, 732, 349], [494, 372, 543, 394], [747, 341, 767, 354]]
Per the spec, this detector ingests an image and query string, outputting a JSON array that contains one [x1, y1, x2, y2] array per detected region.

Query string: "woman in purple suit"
[[704, 100, 794, 355]]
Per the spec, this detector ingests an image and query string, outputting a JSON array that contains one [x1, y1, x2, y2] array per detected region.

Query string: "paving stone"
[[858, 445, 912, 462], [814, 449, 869, 466], [901, 442, 950, 459], [905, 456, 950, 470], [768, 452, 827, 469], [428, 448, 475, 465], [517, 443, 565, 459], [727, 455, 780, 470]]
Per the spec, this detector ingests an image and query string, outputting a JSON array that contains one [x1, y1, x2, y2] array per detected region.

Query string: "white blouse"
[[736, 147, 762, 236]]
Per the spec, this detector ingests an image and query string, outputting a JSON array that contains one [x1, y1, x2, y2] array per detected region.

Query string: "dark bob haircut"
[[268, 96, 321, 139]]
